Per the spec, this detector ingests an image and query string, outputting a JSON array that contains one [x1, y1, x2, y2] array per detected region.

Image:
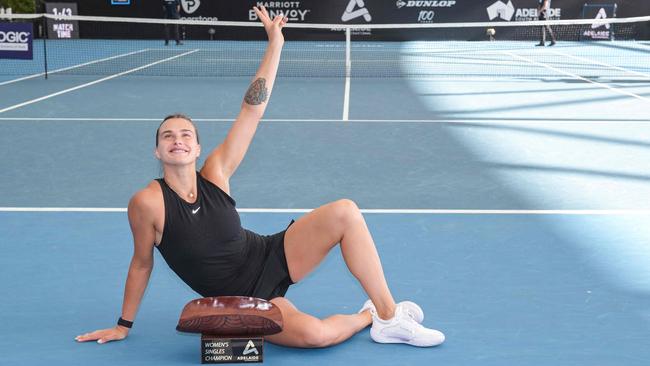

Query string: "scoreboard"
[[45, 2, 79, 39]]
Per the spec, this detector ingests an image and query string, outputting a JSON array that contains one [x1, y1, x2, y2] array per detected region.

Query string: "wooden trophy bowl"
[[176, 296, 283, 336]]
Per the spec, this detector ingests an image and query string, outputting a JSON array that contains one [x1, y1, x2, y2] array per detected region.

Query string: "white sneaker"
[[369, 304, 445, 347], [359, 299, 424, 323]]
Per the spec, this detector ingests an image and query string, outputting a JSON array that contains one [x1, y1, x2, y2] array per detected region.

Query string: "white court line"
[[0, 49, 200, 115], [0, 117, 649, 124], [1, 207, 650, 215], [547, 50, 650, 80], [0, 49, 151, 87], [0, 207, 127, 212], [503, 51, 650, 103], [342, 72, 351, 121], [342, 28, 351, 121]]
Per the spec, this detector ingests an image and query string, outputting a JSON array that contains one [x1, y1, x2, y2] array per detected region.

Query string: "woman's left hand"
[[253, 5, 288, 44]]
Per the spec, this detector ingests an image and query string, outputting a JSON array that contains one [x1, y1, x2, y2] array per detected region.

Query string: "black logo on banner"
[[417, 10, 434, 22], [396, 0, 456, 8], [250, 2, 311, 22], [396, 0, 456, 23], [487, 0, 515, 21], [487, 0, 561, 21], [342, 0, 372, 22], [582, 6, 614, 40], [242, 340, 259, 356], [181, 0, 201, 14]]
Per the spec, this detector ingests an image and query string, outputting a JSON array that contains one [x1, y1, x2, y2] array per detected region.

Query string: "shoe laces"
[[404, 308, 418, 321], [396, 305, 423, 329], [368, 302, 418, 323]]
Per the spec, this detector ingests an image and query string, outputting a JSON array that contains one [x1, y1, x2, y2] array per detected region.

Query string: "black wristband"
[[117, 317, 133, 329]]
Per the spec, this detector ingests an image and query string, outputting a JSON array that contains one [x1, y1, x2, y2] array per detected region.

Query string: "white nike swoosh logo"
[[192, 207, 201, 214]]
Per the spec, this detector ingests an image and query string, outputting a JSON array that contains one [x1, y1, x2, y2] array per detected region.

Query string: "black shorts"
[[249, 220, 295, 300]]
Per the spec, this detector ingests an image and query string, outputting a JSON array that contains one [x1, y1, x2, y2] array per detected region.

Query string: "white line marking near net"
[[0, 49, 200, 114], [0, 117, 648, 124], [0, 207, 128, 212], [0, 49, 152, 87], [547, 50, 650, 80], [342, 28, 351, 121], [1, 207, 649, 215], [502, 51, 650, 103]]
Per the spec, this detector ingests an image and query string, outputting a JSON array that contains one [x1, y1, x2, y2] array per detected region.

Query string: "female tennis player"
[[75, 6, 444, 348]]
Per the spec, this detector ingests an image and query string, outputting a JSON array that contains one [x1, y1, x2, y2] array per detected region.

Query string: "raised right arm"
[[75, 190, 156, 344]]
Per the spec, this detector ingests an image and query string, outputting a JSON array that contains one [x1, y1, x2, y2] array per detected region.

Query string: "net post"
[[42, 15, 48, 79]]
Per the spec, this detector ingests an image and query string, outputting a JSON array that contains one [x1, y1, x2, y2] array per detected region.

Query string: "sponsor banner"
[[71, 0, 565, 24], [46, 3, 79, 39], [69, 0, 650, 23], [581, 3, 616, 40], [393, 1, 458, 24], [0, 22, 33, 59], [63, 0, 649, 40], [248, 1, 312, 22]]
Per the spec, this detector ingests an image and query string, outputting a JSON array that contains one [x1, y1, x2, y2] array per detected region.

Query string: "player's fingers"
[[253, 6, 269, 24], [75, 331, 101, 342], [260, 5, 270, 19], [253, 7, 264, 20], [97, 332, 123, 344]]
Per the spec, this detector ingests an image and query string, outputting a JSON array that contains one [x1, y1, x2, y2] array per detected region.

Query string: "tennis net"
[[1, 13, 649, 79]]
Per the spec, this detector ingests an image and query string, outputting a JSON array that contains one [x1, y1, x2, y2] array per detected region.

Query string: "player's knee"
[[332, 199, 362, 226]]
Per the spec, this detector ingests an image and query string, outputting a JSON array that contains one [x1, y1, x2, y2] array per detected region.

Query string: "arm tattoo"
[[244, 78, 269, 106]]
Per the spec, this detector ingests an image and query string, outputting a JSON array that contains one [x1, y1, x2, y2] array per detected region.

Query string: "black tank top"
[[155, 173, 267, 297]]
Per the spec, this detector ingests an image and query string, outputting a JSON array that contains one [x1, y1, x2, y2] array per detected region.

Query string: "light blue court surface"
[[2, 213, 650, 365], [1, 39, 649, 365]]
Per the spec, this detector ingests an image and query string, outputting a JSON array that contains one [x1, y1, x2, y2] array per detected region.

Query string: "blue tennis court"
[[1, 15, 650, 366]]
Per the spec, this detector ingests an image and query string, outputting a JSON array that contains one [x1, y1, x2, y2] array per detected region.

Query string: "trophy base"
[[201, 334, 264, 364]]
